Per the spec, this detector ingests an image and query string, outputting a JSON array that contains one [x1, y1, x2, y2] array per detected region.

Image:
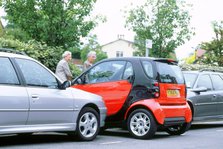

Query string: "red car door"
[[73, 61, 133, 116]]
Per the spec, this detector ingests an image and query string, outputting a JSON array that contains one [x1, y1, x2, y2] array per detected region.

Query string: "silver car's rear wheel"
[[127, 109, 157, 139], [76, 107, 99, 141]]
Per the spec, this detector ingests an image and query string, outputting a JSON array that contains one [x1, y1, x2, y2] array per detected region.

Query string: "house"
[[196, 49, 206, 59], [193, 48, 206, 64], [101, 35, 137, 58]]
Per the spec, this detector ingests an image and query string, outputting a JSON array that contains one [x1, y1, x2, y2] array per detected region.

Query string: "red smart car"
[[72, 57, 192, 139]]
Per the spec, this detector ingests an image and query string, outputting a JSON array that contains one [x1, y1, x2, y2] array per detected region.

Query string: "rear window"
[[156, 62, 184, 84]]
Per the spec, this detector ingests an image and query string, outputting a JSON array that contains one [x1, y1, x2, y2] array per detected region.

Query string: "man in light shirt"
[[83, 51, 97, 71], [56, 51, 73, 82]]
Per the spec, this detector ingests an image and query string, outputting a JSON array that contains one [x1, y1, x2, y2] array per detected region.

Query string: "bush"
[[69, 62, 82, 79], [0, 38, 64, 72], [180, 63, 223, 71]]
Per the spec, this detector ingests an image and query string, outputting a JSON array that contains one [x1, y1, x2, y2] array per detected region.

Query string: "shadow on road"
[[100, 128, 171, 140], [191, 123, 223, 130], [0, 133, 80, 147]]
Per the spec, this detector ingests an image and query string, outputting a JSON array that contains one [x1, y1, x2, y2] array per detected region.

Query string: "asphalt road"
[[0, 124, 223, 149]]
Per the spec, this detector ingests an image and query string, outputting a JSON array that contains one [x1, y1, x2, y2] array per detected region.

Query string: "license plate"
[[167, 90, 180, 97]]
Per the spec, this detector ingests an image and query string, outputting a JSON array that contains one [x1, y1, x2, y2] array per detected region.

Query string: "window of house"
[[116, 51, 123, 57]]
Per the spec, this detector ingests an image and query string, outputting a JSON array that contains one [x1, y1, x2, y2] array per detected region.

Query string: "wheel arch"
[[124, 105, 158, 124], [187, 100, 194, 118], [81, 103, 100, 115]]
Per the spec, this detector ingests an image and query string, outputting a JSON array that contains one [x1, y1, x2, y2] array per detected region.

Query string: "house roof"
[[101, 38, 134, 48], [196, 49, 206, 58]]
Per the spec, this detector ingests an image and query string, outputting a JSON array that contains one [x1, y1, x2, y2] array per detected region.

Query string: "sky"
[[91, 0, 223, 59], [1, 0, 223, 60]]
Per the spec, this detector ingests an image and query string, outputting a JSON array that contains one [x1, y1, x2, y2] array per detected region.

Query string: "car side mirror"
[[71, 78, 84, 85], [59, 80, 71, 89], [191, 87, 207, 94]]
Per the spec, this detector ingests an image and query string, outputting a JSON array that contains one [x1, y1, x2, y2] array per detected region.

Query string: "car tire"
[[127, 109, 157, 139], [165, 122, 191, 135], [76, 107, 100, 141]]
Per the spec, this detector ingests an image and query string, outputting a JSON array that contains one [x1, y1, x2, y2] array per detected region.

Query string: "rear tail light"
[[154, 92, 160, 98], [152, 81, 160, 98]]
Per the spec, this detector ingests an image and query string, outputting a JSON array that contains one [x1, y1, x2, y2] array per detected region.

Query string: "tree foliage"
[[200, 21, 223, 66], [0, 37, 63, 72], [80, 34, 107, 63], [2, 0, 99, 48], [180, 63, 223, 71], [1, 27, 31, 42], [125, 0, 194, 58]]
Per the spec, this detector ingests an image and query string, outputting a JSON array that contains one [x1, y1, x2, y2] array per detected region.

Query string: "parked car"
[[0, 48, 107, 141], [183, 70, 223, 122], [72, 57, 192, 139]]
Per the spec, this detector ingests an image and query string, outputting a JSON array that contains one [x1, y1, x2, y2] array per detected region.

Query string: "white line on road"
[[100, 141, 123, 145]]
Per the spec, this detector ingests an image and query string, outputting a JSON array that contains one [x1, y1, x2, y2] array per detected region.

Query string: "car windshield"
[[183, 73, 198, 88], [156, 62, 184, 84]]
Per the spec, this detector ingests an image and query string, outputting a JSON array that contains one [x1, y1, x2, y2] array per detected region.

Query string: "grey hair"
[[87, 51, 96, 57], [62, 51, 71, 58]]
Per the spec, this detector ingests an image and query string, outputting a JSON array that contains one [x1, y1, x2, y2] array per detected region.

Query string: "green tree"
[[2, 27, 31, 42], [2, 0, 100, 48], [200, 21, 223, 66], [81, 34, 107, 63], [67, 46, 81, 59], [125, 0, 194, 58], [0, 19, 3, 36]]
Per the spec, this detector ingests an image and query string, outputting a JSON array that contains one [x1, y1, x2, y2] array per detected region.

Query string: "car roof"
[[183, 71, 199, 74], [100, 57, 178, 64], [0, 51, 33, 60], [183, 70, 223, 75]]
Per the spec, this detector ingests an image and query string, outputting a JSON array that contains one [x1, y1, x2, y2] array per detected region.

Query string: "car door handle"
[[31, 94, 39, 101], [213, 95, 217, 98]]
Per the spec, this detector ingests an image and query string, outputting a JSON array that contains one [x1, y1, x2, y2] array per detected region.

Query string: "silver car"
[[0, 49, 107, 141]]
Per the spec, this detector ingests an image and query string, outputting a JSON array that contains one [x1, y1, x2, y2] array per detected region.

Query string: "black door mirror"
[[59, 80, 71, 89], [71, 77, 84, 85]]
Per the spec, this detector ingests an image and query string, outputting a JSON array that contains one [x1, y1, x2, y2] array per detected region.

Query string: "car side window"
[[142, 61, 153, 78], [15, 58, 58, 88], [211, 74, 223, 90], [0, 57, 20, 85], [123, 62, 134, 80], [196, 74, 212, 90], [85, 61, 126, 84]]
